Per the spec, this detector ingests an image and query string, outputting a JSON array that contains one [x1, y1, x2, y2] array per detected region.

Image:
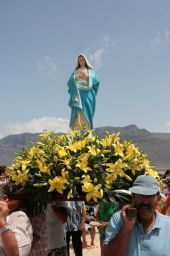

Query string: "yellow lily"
[[67, 189, 73, 199], [100, 133, 120, 147], [76, 153, 91, 172], [53, 145, 68, 158], [81, 175, 91, 184], [67, 138, 89, 151], [60, 159, 72, 170], [40, 132, 53, 139], [48, 170, 68, 193], [19, 160, 30, 171], [82, 182, 103, 202], [11, 169, 29, 186], [127, 159, 141, 175], [36, 159, 50, 175], [87, 146, 100, 156], [124, 143, 140, 160], [114, 143, 124, 157], [105, 160, 126, 181], [106, 159, 126, 172]]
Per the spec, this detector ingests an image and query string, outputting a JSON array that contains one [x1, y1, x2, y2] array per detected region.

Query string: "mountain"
[[0, 125, 170, 172]]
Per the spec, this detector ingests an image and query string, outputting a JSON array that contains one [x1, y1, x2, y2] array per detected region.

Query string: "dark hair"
[[76, 55, 90, 70], [0, 166, 6, 176], [165, 169, 170, 177]]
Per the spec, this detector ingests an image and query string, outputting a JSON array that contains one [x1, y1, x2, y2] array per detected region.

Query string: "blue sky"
[[0, 0, 170, 138]]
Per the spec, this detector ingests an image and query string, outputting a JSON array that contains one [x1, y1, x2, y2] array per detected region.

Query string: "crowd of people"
[[0, 165, 170, 256]]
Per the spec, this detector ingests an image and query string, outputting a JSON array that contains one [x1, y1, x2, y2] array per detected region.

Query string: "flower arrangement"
[[7, 128, 159, 215]]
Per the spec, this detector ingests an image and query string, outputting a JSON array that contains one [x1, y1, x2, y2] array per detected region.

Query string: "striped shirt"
[[66, 201, 85, 232]]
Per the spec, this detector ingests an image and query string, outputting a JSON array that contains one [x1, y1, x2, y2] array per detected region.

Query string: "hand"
[[75, 72, 88, 80], [80, 72, 88, 79], [0, 201, 9, 227], [98, 221, 108, 228], [121, 204, 136, 229], [75, 73, 84, 80]]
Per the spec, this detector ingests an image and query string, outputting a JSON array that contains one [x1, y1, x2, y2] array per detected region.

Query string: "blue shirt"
[[104, 210, 170, 256]]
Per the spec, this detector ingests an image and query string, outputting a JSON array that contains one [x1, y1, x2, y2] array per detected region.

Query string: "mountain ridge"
[[0, 125, 170, 171]]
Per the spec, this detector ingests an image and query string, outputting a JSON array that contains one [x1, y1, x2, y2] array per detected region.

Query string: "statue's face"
[[78, 56, 86, 67]]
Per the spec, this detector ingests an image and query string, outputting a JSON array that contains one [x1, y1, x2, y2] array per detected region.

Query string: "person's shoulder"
[[8, 210, 29, 219], [156, 211, 170, 224], [7, 211, 32, 233], [159, 212, 170, 220], [113, 209, 121, 217], [110, 209, 122, 222]]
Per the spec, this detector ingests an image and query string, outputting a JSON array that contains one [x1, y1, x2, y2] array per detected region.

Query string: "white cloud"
[[37, 56, 57, 79], [151, 32, 161, 49], [166, 121, 170, 132], [0, 117, 70, 139], [103, 34, 117, 49], [165, 29, 170, 43], [94, 48, 104, 69], [94, 34, 117, 69], [151, 29, 170, 49]]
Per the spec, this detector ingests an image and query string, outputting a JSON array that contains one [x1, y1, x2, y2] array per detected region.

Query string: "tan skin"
[[103, 193, 159, 256], [0, 200, 19, 256], [133, 193, 158, 233], [79, 207, 86, 231]]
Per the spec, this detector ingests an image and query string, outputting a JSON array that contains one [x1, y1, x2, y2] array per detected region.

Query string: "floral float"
[[7, 128, 159, 215]]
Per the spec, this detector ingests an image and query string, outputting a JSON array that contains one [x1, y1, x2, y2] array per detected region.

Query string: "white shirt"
[[0, 211, 33, 256], [46, 201, 68, 250]]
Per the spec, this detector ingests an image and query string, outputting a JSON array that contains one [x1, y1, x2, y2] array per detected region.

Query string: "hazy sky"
[[0, 0, 170, 138]]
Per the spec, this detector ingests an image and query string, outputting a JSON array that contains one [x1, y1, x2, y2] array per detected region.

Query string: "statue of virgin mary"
[[67, 54, 100, 130]]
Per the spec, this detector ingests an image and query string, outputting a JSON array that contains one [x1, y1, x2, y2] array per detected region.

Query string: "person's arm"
[[1, 229, 19, 256], [79, 207, 86, 230], [0, 201, 19, 256], [103, 205, 135, 256]]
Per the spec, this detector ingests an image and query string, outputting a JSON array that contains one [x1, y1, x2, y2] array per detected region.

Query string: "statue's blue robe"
[[67, 69, 100, 129]]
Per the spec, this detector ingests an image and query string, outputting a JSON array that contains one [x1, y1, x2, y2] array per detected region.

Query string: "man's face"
[[132, 193, 158, 219]]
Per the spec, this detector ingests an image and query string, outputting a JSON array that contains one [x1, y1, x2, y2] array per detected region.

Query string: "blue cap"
[[129, 175, 160, 195]]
